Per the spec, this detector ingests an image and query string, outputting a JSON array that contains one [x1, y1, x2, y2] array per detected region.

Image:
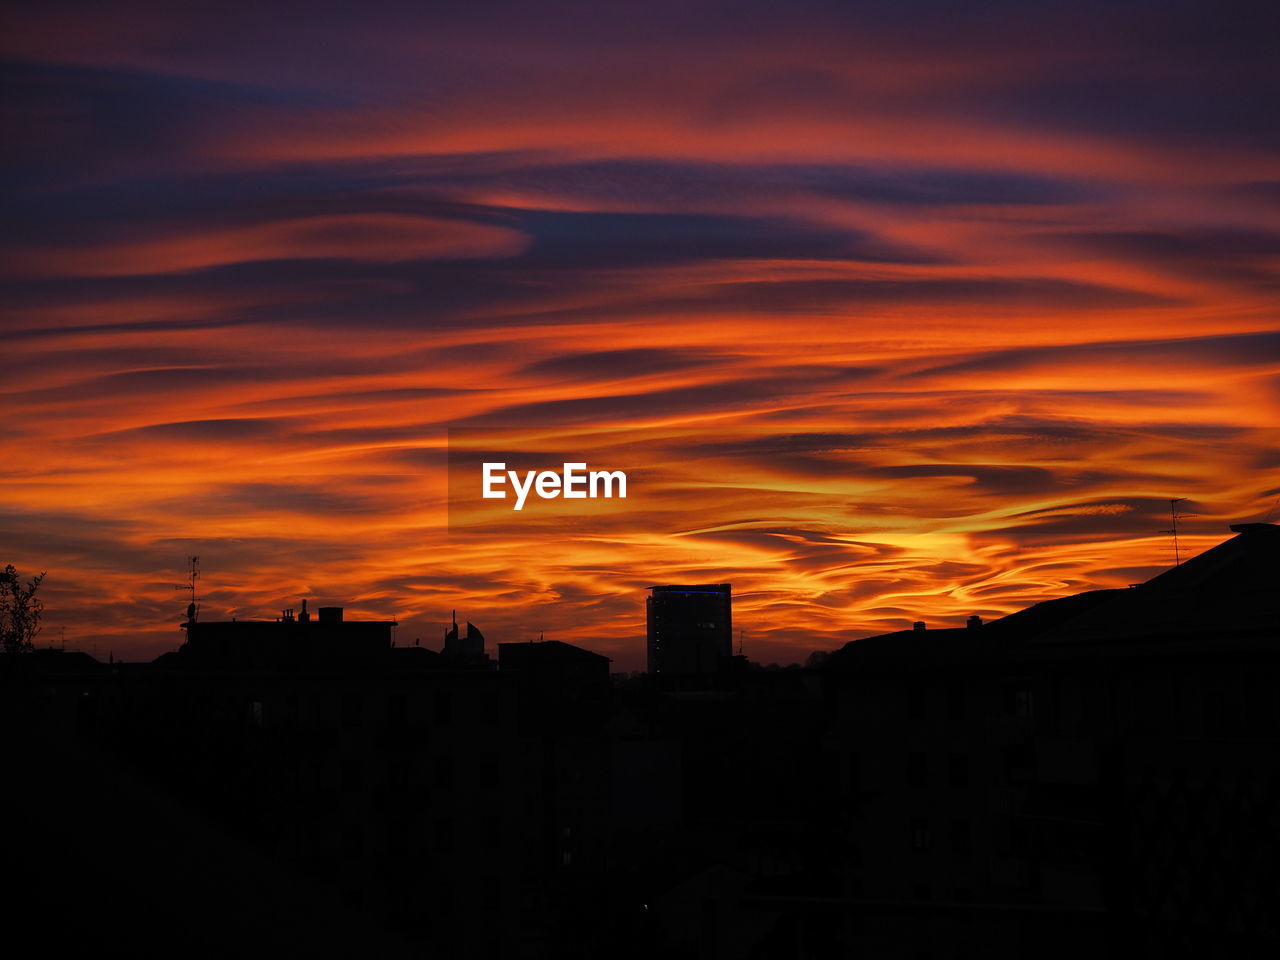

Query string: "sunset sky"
[[3, 1, 1278, 667]]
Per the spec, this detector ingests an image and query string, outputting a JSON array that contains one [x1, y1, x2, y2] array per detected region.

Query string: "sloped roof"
[[828, 523, 1279, 664], [1027, 522, 1279, 645]]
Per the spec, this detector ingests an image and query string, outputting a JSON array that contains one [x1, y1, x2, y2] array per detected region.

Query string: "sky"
[[3, 0, 1278, 667]]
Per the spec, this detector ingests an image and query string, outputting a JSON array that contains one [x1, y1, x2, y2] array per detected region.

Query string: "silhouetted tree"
[[1, 565, 45, 654]]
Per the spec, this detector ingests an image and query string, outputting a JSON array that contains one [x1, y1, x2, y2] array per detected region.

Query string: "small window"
[[911, 819, 930, 851], [1014, 688, 1034, 720]]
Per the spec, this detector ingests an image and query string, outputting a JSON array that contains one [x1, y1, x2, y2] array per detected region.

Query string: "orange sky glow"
[[3, 2, 1278, 667]]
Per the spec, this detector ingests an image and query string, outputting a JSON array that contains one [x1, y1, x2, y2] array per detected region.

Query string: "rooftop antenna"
[[1158, 499, 1197, 566], [172, 556, 200, 622], [1263, 495, 1280, 524]]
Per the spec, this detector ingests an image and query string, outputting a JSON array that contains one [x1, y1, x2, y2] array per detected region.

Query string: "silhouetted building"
[[442, 612, 493, 668], [176, 601, 396, 668], [498, 638, 611, 692], [821, 521, 1280, 958], [646, 583, 732, 675]]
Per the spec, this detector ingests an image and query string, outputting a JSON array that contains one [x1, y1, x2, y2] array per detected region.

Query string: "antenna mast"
[[1158, 499, 1197, 566], [174, 556, 200, 622]]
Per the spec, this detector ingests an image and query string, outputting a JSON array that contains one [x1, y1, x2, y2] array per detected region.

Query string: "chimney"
[[967, 615, 983, 630], [912, 621, 926, 632], [298, 599, 311, 622]]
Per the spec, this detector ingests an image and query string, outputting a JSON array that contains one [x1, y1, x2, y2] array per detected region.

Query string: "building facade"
[[646, 584, 732, 675]]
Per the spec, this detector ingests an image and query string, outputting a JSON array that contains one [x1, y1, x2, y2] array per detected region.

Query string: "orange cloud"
[[8, 214, 528, 277]]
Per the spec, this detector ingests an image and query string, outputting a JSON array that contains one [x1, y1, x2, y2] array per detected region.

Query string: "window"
[[1014, 686, 1034, 720], [911, 819, 930, 851]]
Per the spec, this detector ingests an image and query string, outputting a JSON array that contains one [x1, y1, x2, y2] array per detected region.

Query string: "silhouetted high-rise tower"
[[646, 583, 732, 675]]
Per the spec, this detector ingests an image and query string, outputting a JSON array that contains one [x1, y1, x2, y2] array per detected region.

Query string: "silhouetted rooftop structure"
[[498, 638, 611, 691], [442, 613, 493, 667], [176, 601, 396, 668], [830, 521, 1280, 663], [1027, 519, 1279, 645]]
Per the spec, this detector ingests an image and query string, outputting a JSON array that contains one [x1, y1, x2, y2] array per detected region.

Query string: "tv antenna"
[[172, 555, 200, 622], [1263, 495, 1280, 524], [1158, 499, 1196, 566]]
